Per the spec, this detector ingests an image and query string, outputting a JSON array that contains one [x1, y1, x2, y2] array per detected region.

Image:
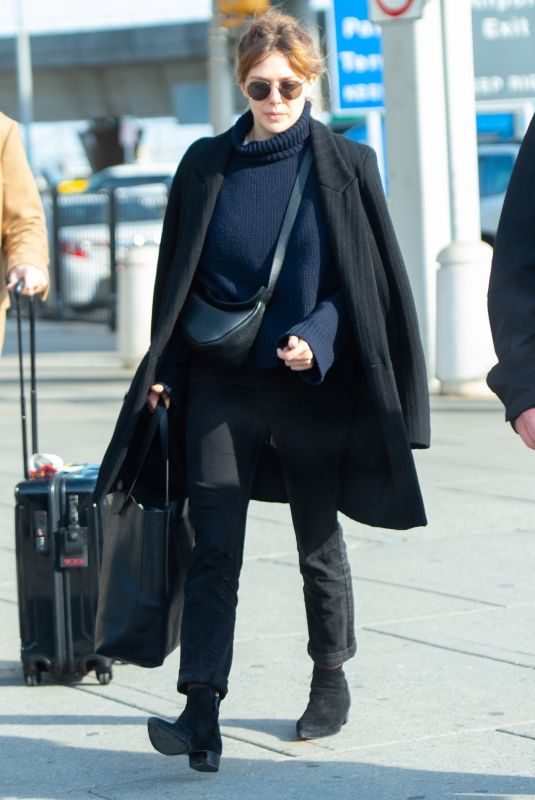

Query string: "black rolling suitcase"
[[13, 287, 113, 686]]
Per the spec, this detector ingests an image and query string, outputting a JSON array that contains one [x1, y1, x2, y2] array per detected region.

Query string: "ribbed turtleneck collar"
[[231, 100, 311, 163]]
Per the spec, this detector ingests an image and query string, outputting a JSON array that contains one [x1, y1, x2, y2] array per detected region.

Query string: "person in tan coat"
[[1, 111, 49, 352]]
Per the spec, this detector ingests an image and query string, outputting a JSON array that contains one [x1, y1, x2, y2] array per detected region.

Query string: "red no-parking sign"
[[369, 0, 424, 22]]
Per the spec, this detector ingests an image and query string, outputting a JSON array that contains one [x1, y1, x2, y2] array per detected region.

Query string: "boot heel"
[[189, 750, 221, 773]]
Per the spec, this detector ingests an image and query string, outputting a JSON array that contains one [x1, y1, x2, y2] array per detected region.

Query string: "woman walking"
[[95, 9, 430, 774]]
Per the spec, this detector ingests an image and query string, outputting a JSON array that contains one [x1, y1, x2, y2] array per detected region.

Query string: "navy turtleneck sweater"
[[157, 102, 348, 391], [194, 101, 347, 383]]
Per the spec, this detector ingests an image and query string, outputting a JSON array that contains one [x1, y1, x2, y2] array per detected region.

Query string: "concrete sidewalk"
[[1, 319, 535, 800]]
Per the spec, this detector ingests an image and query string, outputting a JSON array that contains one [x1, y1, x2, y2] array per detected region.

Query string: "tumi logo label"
[[62, 558, 86, 567]]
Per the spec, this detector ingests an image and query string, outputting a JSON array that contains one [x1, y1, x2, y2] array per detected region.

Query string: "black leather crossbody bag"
[[180, 148, 313, 368]]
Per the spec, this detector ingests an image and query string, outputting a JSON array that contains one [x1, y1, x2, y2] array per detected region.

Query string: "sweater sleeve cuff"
[[280, 316, 335, 385]]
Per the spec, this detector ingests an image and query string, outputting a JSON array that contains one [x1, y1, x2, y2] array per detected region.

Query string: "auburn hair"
[[236, 8, 324, 84]]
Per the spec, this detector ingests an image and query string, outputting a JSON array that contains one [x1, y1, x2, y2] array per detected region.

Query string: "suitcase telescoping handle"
[[14, 281, 38, 479]]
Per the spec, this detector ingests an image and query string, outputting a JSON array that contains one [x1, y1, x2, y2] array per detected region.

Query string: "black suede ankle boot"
[[296, 664, 350, 739], [147, 687, 222, 772]]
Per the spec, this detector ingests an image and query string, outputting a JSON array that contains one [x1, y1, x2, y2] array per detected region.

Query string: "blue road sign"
[[329, 0, 384, 112]]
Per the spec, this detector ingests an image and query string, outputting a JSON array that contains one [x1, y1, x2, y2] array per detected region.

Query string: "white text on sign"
[[341, 16, 381, 38], [339, 52, 384, 73], [481, 15, 531, 37], [342, 83, 384, 102]]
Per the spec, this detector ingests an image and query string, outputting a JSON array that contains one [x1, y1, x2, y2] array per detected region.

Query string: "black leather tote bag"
[[95, 404, 193, 668]]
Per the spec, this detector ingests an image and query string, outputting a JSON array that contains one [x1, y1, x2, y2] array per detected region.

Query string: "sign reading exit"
[[329, 0, 384, 112]]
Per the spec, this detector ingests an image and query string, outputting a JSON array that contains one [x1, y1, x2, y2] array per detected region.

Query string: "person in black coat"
[[487, 114, 535, 445], [95, 10, 430, 773]]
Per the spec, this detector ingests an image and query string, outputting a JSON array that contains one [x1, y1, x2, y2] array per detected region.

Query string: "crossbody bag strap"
[[264, 147, 314, 301], [123, 401, 169, 508]]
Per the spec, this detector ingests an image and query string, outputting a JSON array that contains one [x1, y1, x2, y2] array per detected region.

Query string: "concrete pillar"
[[516, 102, 535, 137], [15, 0, 34, 168], [380, 0, 451, 381], [436, 242, 493, 395], [117, 244, 159, 368], [435, 0, 494, 395], [284, 0, 323, 109], [366, 110, 386, 189], [209, 2, 235, 135]]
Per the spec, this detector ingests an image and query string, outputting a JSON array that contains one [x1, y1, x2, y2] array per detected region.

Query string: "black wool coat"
[[487, 113, 535, 422], [94, 118, 430, 530]]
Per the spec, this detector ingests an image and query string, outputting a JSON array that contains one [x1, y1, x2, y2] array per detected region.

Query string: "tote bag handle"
[[122, 401, 169, 509]]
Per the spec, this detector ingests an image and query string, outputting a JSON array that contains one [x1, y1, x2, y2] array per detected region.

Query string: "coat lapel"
[[310, 121, 378, 367], [311, 120, 393, 373], [309, 118, 355, 193], [310, 121, 423, 515]]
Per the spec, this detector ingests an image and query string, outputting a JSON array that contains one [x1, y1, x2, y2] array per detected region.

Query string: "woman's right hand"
[[514, 407, 535, 449], [147, 384, 170, 412]]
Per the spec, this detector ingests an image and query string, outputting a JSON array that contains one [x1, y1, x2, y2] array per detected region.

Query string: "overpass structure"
[[0, 22, 212, 122]]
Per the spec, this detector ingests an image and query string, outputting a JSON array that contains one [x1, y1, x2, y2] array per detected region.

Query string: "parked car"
[[57, 177, 89, 194], [85, 162, 177, 192], [340, 124, 520, 247], [57, 187, 167, 309], [478, 141, 520, 246]]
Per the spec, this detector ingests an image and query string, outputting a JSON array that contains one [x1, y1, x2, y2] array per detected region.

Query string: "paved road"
[[1, 319, 534, 800]]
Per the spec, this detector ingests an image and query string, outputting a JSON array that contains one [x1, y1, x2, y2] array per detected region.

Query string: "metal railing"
[[41, 184, 169, 328]]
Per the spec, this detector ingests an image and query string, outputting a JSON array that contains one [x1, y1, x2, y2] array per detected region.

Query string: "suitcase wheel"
[[97, 670, 112, 686], [24, 672, 42, 687]]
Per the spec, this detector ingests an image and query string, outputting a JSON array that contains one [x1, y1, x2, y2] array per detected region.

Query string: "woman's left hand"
[[276, 335, 314, 371]]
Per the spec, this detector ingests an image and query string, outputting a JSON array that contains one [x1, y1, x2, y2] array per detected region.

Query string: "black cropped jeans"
[[178, 359, 357, 698]]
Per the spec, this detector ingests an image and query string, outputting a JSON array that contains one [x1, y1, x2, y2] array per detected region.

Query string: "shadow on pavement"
[[3, 318, 115, 356], [0, 735, 534, 799], [0, 714, 148, 726], [223, 716, 298, 742]]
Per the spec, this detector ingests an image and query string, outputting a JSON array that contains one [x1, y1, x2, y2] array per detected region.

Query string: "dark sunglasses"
[[246, 79, 305, 102]]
